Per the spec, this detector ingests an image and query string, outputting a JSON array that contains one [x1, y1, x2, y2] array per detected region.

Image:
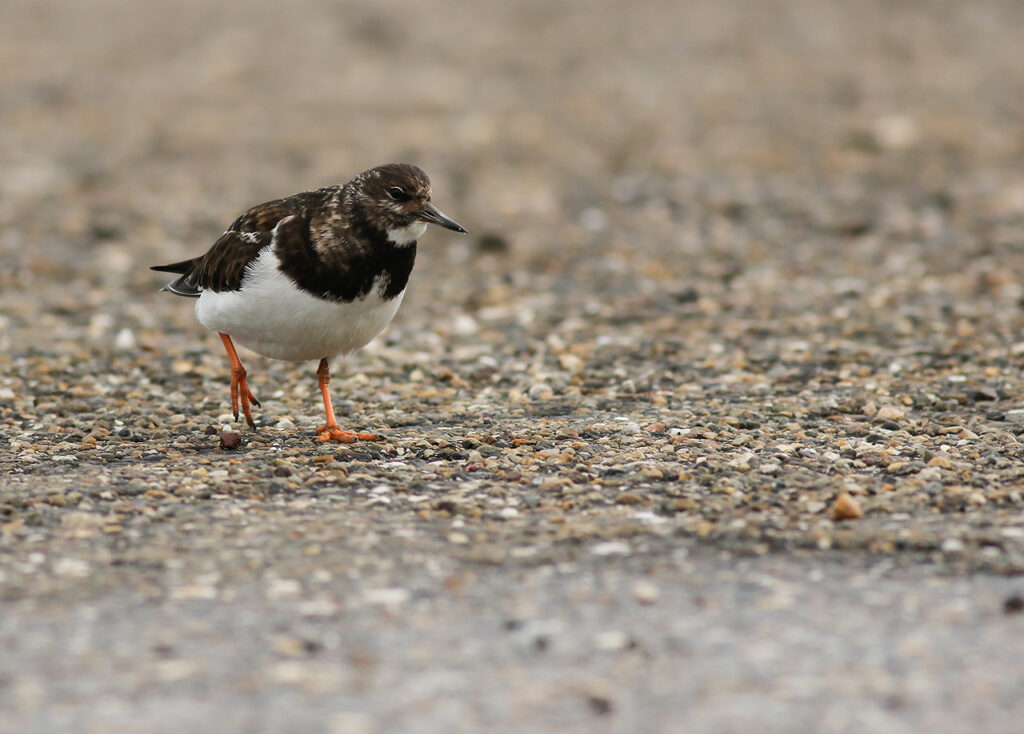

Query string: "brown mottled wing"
[[152, 193, 323, 296], [228, 200, 301, 234], [186, 229, 275, 292]]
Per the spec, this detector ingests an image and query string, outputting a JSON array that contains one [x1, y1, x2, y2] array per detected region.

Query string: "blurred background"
[[2, 0, 1024, 369], [3, 6, 1024, 730]]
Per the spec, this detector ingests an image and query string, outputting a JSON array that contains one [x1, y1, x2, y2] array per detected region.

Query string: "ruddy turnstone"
[[152, 163, 466, 442]]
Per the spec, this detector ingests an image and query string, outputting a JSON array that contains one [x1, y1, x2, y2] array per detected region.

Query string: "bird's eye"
[[387, 187, 409, 202]]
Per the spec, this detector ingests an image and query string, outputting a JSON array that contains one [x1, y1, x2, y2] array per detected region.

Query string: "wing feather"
[[151, 191, 327, 296]]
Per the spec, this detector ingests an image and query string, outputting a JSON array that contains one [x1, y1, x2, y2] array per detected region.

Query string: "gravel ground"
[[2, 1, 1024, 732]]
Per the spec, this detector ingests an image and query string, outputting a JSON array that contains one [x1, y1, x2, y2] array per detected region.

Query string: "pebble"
[[114, 328, 137, 350], [593, 630, 632, 651], [941, 538, 965, 555], [632, 580, 660, 605], [364, 587, 411, 606], [874, 405, 906, 422], [219, 432, 242, 450], [1004, 594, 1024, 615], [528, 383, 554, 400], [830, 493, 864, 521], [590, 541, 631, 557]]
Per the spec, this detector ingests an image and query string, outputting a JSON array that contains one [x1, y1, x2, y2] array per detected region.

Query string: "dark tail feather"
[[153, 258, 201, 297], [151, 258, 198, 274]]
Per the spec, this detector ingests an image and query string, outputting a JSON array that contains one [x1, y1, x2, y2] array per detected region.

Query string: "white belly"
[[194, 249, 405, 362]]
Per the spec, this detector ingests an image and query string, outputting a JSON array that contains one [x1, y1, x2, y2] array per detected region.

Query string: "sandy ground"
[[1, 1, 1023, 732]]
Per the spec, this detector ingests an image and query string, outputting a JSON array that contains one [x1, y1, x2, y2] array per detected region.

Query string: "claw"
[[220, 333, 259, 430]]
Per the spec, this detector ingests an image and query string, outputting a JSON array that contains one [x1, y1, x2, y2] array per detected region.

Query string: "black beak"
[[418, 202, 467, 233]]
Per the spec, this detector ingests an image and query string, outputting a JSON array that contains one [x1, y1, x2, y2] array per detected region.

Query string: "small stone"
[[171, 583, 218, 601], [805, 500, 827, 514], [53, 558, 91, 577], [1003, 594, 1024, 615], [941, 537, 965, 554], [615, 491, 646, 506], [266, 578, 302, 599], [114, 328, 137, 350], [476, 233, 509, 253], [590, 540, 631, 556], [829, 492, 864, 521], [872, 114, 919, 150], [273, 635, 314, 658], [584, 689, 614, 716], [528, 383, 554, 400], [558, 353, 584, 373], [632, 580, 660, 605], [728, 452, 756, 470], [874, 405, 905, 422], [219, 431, 242, 450], [593, 630, 633, 651], [968, 387, 999, 402], [365, 587, 410, 606], [967, 491, 987, 506]]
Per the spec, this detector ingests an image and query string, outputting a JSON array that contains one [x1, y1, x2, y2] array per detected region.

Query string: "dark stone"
[[1004, 593, 1024, 615], [219, 431, 243, 450], [968, 387, 999, 402], [585, 693, 614, 716], [476, 232, 510, 253], [673, 287, 699, 304]]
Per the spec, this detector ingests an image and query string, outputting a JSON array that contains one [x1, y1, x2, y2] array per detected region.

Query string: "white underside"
[[195, 248, 405, 362]]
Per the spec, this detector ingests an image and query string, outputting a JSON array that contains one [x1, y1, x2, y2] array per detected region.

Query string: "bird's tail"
[[152, 259, 202, 298]]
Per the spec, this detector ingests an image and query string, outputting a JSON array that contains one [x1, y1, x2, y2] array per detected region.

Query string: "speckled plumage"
[[154, 163, 444, 303]]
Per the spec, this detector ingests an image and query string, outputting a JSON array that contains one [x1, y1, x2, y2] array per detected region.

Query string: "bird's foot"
[[315, 424, 382, 443], [231, 372, 260, 430]]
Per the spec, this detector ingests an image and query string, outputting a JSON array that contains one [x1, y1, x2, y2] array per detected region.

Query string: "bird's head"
[[353, 163, 467, 245]]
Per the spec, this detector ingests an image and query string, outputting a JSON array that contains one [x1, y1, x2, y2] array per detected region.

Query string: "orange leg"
[[314, 358, 380, 443], [219, 333, 260, 429]]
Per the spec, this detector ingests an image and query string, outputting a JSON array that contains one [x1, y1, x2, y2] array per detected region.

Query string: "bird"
[[152, 163, 466, 443]]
